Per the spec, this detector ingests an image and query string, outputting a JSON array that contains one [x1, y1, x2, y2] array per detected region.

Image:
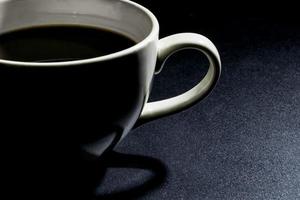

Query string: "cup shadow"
[[79, 151, 168, 200]]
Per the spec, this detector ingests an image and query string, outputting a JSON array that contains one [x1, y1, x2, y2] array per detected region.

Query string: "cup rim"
[[0, 0, 159, 67]]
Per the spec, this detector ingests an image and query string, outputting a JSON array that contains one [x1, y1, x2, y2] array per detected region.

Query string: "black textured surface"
[[96, 2, 300, 200]]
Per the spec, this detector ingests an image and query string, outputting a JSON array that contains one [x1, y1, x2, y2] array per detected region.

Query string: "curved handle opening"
[[136, 33, 221, 126]]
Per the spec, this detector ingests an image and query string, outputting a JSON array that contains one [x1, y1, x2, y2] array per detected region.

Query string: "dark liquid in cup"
[[0, 25, 145, 198], [0, 25, 136, 62]]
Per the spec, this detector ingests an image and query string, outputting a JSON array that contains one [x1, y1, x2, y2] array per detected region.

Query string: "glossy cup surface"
[[0, 0, 159, 161]]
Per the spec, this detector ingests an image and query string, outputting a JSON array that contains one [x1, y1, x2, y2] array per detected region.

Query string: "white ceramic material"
[[0, 0, 221, 157]]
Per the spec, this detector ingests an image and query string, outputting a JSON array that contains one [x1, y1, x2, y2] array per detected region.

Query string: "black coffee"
[[0, 25, 136, 62]]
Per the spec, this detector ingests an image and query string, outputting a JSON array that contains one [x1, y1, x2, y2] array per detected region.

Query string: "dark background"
[[96, 1, 300, 199]]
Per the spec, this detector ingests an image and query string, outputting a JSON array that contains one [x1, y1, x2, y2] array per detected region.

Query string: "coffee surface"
[[0, 25, 136, 62]]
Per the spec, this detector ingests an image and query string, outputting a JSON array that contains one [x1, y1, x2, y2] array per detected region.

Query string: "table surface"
[[95, 2, 300, 200]]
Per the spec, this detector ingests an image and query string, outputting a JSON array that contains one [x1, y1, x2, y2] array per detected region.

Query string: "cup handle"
[[137, 33, 221, 126]]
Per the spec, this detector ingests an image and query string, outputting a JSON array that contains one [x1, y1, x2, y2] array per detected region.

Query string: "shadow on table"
[[81, 151, 168, 200]]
